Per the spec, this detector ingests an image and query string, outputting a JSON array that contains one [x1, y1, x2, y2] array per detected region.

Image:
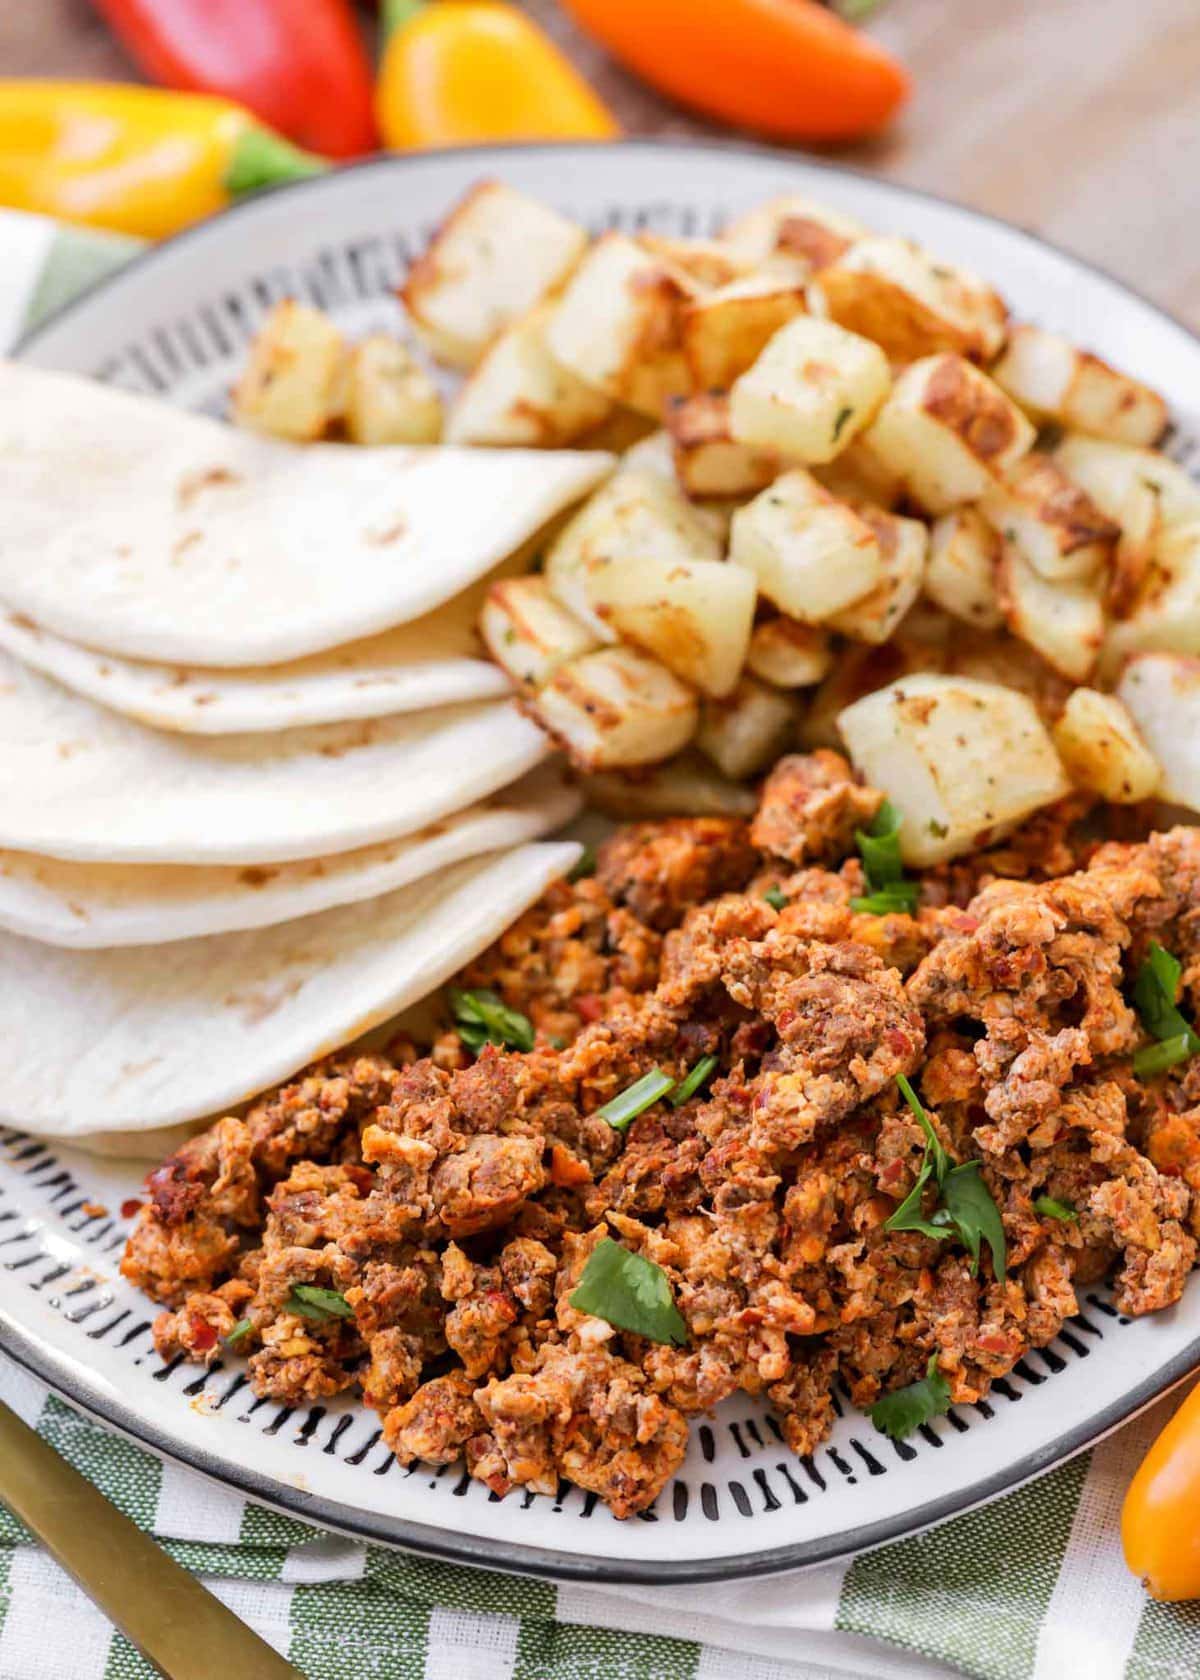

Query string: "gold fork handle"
[[0, 1399, 305, 1680]]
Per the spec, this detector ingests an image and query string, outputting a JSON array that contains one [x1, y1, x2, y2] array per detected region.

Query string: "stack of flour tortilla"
[[0, 363, 611, 1144]]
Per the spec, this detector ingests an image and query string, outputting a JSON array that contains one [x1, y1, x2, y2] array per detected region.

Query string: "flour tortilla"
[[0, 764, 579, 947], [0, 575, 511, 733], [0, 841, 579, 1137], [0, 651, 549, 865], [0, 362, 612, 667]]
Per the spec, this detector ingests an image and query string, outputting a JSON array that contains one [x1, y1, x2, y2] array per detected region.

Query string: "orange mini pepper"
[[0, 81, 324, 241], [557, 0, 908, 143], [375, 0, 618, 150], [1122, 1380, 1200, 1601]]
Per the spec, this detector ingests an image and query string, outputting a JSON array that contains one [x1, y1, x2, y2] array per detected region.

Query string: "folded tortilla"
[[0, 362, 612, 667], [0, 841, 579, 1136], [0, 764, 579, 947], [0, 651, 549, 865], [0, 576, 511, 733]]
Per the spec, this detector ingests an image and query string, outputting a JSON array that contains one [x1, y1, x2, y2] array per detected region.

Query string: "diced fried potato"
[[993, 324, 1167, 446], [826, 507, 928, 644], [1101, 520, 1200, 675], [586, 553, 757, 697], [665, 392, 784, 496], [583, 749, 757, 818], [682, 274, 809, 392], [401, 180, 586, 370], [746, 618, 833, 688], [1053, 434, 1200, 532], [696, 674, 800, 779], [445, 305, 611, 447], [925, 508, 1003, 628], [637, 233, 747, 289], [544, 466, 722, 639], [946, 628, 1071, 727], [838, 674, 1070, 866], [979, 451, 1118, 583], [719, 196, 868, 276], [534, 644, 698, 769], [813, 236, 1007, 363], [545, 233, 702, 417], [996, 544, 1104, 682], [479, 576, 599, 690], [801, 619, 952, 749], [730, 469, 882, 621], [862, 354, 1035, 513], [1052, 688, 1161, 802], [575, 406, 658, 454], [729, 316, 890, 464], [341, 334, 442, 445], [1117, 653, 1200, 810], [812, 433, 904, 509], [231, 300, 345, 442]]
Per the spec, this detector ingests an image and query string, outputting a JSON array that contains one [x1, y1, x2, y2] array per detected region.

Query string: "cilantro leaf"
[[763, 886, 788, 911], [868, 1355, 952, 1440], [450, 987, 535, 1055], [288, 1285, 354, 1322], [885, 1159, 952, 1241], [896, 1073, 949, 1184], [1033, 1195, 1077, 1222], [569, 1239, 687, 1345], [941, 1162, 1007, 1278]]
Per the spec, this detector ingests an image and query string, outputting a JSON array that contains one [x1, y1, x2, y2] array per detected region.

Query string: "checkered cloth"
[[2, 208, 1199, 1680]]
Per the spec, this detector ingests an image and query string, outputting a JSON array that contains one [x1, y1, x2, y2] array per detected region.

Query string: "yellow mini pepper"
[[376, 0, 618, 150], [0, 82, 325, 241]]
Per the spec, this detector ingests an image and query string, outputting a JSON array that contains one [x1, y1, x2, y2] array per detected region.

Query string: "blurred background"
[[3, 0, 1196, 331]]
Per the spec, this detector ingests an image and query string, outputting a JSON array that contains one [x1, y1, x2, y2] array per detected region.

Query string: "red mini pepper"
[[91, 0, 378, 158]]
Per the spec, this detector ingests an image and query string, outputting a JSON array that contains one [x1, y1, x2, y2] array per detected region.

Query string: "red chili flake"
[[120, 1198, 144, 1219], [977, 1332, 1015, 1355], [885, 1028, 911, 1055], [576, 994, 604, 1023], [189, 1316, 218, 1353]]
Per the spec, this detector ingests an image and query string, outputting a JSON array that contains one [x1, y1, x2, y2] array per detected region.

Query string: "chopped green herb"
[[885, 1160, 951, 1241], [596, 1068, 675, 1132], [567, 844, 597, 883], [1132, 943, 1200, 1063], [850, 886, 919, 916], [1033, 1195, 1077, 1222], [926, 818, 949, 838], [224, 1317, 253, 1347], [450, 987, 535, 1055], [941, 1161, 1007, 1278], [868, 1355, 952, 1440], [288, 1285, 353, 1323], [668, 1054, 718, 1109], [832, 404, 854, 442], [1132, 1033, 1193, 1079], [547, 1034, 567, 1051], [857, 801, 906, 889], [763, 886, 788, 911], [896, 1073, 949, 1184], [569, 1238, 687, 1345], [502, 628, 516, 645]]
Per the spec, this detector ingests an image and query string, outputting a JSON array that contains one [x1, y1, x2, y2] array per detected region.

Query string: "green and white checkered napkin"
[[3, 207, 1200, 1680]]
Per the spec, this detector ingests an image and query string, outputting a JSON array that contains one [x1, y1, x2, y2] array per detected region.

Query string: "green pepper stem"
[[224, 128, 328, 200], [382, 0, 425, 41]]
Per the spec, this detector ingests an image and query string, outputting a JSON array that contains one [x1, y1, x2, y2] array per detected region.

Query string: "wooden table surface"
[[5, 0, 1199, 331]]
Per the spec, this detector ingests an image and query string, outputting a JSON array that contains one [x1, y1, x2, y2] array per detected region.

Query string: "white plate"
[[5, 140, 1199, 1583]]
